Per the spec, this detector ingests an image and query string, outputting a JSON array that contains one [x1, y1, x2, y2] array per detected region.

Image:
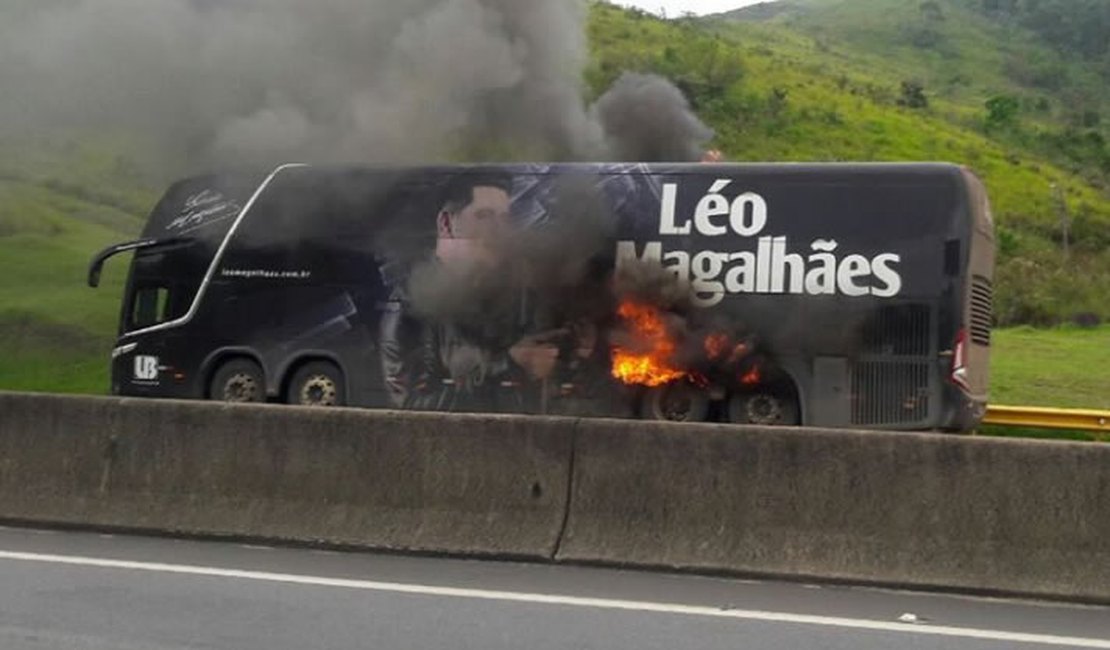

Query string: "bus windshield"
[[122, 241, 206, 334]]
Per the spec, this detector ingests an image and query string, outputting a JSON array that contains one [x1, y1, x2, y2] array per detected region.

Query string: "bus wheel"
[[286, 361, 346, 407], [209, 358, 264, 403], [640, 381, 710, 423], [727, 389, 800, 426]]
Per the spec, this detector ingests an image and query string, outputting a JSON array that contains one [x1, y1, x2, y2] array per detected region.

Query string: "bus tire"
[[727, 388, 800, 426], [286, 360, 346, 408], [209, 358, 265, 403], [640, 381, 711, 423]]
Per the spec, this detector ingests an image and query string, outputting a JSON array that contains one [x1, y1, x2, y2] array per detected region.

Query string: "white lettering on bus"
[[615, 180, 905, 308]]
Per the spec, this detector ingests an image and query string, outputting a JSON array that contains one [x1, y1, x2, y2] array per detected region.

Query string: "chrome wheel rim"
[[655, 385, 695, 421], [745, 393, 783, 424], [223, 373, 259, 402], [300, 374, 338, 406]]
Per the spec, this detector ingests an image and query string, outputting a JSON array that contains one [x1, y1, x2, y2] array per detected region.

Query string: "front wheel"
[[727, 389, 800, 426], [209, 358, 265, 403], [286, 361, 346, 407], [640, 381, 711, 423]]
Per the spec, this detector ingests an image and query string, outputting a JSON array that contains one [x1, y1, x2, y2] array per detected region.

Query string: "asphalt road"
[[0, 525, 1106, 650]]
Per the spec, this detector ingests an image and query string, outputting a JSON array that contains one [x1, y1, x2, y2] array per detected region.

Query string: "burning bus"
[[89, 162, 994, 431]]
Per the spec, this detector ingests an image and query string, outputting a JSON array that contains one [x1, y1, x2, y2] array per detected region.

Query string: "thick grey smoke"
[[405, 174, 617, 335], [0, 0, 711, 171], [398, 172, 763, 390], [594, 73, 715, 163]]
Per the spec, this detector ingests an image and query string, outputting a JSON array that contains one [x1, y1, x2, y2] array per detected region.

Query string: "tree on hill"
[[984, 94, 1020, 129], [898, 80, 929, 108]]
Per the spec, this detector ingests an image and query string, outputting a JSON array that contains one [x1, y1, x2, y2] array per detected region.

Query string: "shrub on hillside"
[[994, 251, 1110, 326]]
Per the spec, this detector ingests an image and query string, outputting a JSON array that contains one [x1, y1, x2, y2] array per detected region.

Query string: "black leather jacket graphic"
[[378, 282, 528, 413]]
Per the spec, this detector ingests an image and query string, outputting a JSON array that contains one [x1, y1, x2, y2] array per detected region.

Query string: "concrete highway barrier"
[[0, 392, 572, 559], [1, 391, 1107, 603], [556, 419, 1110, 603]]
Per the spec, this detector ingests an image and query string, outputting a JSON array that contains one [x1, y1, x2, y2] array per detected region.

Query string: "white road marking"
[[0, 550, 1106, 648]]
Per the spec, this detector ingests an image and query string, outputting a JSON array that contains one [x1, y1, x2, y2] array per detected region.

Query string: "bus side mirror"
[[88, 238, 168, 288], [88, 259, 104, 288]]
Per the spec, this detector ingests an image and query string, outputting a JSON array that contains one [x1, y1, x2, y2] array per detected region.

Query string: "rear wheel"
[[286, 361, 346, 407], [209, 358, 264, 403], [640, 381, 711, 423], [727, 389, 800, 426]]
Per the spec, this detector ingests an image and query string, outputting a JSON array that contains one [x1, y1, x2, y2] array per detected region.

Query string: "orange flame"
[[704, 333, 729, 360], [729, 342, 749, 364], [611, 301, 687, 387], [701, 149, 723, 163], [740, 364, 762, 386]]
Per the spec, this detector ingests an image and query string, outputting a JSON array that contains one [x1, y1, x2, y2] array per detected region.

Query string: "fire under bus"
[[89, 162, 994, 432]]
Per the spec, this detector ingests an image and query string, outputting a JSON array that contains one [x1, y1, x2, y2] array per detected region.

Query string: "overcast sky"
[[611, 0, 771, 17]]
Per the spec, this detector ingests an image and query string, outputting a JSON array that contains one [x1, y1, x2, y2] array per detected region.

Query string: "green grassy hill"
[[0, 133, 158, 392], [0, 0, 1106, 421]]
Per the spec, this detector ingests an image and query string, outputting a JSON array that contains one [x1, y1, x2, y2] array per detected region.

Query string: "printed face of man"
[[437, 185, 512, 265], [448, 186, 511, 238]]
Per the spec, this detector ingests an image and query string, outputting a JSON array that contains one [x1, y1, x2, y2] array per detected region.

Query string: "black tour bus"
[[89, 162, 994, 431]]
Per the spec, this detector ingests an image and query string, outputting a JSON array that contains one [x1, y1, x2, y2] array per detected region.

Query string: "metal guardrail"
[[983, 405, 1110, 432]]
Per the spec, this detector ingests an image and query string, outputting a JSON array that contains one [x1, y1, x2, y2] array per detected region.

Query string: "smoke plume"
[[0, 0, 712, 171], [594, 73, 715, 163], [404, 174, 618, 342]]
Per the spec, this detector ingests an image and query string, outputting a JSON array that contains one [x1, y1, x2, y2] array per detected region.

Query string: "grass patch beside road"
[[988, 325, 1110, 410], [979, 325, 1109, 442]]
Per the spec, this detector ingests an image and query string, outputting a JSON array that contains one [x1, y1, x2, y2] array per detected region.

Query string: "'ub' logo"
[[134, 355, 159, 380]]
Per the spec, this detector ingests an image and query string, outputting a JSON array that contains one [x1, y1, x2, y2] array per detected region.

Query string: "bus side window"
[[130, 285, 173, 330]]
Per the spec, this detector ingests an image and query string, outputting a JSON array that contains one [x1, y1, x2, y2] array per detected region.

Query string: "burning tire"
[[209, 358, 264, 403], [640, 381, 711, 423], [727, 389, 800, 426], [286, 361, 346, 407]]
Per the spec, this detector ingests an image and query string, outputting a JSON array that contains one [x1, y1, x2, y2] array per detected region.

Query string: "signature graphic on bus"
[[167, 189, 242, 234], [617, 179, 904, 307]]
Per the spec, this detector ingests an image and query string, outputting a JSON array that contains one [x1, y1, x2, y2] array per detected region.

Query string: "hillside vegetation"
[[0, 0, 1107, 417]]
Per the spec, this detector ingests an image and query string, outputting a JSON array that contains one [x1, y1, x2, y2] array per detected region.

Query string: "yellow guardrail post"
[[983, 405, 1110, 432]]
